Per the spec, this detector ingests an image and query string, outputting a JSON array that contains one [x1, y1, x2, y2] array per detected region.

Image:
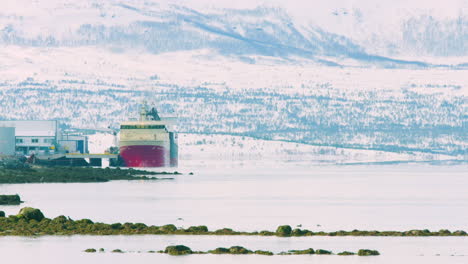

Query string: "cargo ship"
[[119, 103, 178, 167]]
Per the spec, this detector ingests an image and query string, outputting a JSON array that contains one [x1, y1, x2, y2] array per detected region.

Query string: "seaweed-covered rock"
[[76, 219, 94, 225], [110, 223, 123, 230], [438, 229, 451, 236], [290, 248, 315, 255], [259, 230, 275, 236], [315, 249, 332, 255], [84, 248, 97, 253], [291, 228, 308, 236], [254, 250, 274, 256], [357, 249, 380, 256], [0, 211, 5, 217], [209, 247, 230, 254], [112, 249, 124, 253], [17, 207, 45, 221], [161, 224, 177, 233], [406, 229, 431, 236], [276, 225, 292, 237], [52, 215, 68, 224], [453, 230, 467, 236], [132, 223, 148, 230], [214, 228, 235, 235], [186, 225, 208, 233], [165, 245, 193, 255], [228, 246, 252, 254], [338, 251, 355, 255]]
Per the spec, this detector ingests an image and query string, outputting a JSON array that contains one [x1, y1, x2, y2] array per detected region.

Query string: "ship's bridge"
[[120, 118, 176, 130], [120, 122, 167, 130], [120, 120, 172, 143]]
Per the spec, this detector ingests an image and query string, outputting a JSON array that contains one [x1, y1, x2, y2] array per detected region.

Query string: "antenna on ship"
[[140, 100, 148, 121]]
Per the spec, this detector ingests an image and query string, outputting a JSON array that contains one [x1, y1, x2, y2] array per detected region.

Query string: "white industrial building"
[[0, 127, 15, 156], [0, 120, 88, 156]]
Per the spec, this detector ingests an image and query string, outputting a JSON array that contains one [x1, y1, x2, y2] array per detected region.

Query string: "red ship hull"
[[119, 145, 169, 167]]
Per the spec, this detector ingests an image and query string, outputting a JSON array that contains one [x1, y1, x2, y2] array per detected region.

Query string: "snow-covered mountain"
[[0, 0, 466, 162], [1, 0, 467, 65]]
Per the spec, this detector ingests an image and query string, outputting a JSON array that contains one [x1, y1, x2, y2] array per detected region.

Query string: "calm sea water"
[[0, 235, 467, 264], [0, 163, 467, 263]]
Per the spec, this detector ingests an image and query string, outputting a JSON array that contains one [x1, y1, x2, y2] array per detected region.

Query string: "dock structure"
[[66, 154, 118, 166], [35, 153, 118, 167]]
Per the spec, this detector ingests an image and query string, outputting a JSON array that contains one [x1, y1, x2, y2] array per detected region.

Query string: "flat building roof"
[[0, 120, 58, 137]]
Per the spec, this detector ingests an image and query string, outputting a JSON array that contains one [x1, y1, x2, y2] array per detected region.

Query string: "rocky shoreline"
[[0, 208, 466, 237], [0, 166, 177, 184]]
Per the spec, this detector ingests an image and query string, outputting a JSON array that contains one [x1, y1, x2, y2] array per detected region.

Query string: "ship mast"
[[139, 100, 161, 121]]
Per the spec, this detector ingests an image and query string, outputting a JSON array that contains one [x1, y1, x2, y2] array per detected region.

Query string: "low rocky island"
[[83, 245, 380, 256], [0, 208, 466, 237], [0, 166, 178, 184]]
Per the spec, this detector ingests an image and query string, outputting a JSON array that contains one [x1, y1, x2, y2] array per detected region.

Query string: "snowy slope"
[[0, 45, 466, 158], [0, 0, 467, 162], [88, 132, 459, 167]]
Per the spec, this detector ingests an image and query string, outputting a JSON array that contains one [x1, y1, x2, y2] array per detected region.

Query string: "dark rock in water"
[[315, 249, 332, 255], [112, 249, 124, 253], [208, 247, 230, 254], [228, 246, 252, 254], [165, 245, 193, 255], [0, 194, 22, 205], [276, 225, 292, 237], [0, 211, 5, 217], [99, 248, 105, 252], [289, 248, 315, 254], [84, 248, 97, 253], [338, 251, 355, 255], [357, 249, 380, 256], [254, 250, 274, 256], [17, 207, 45, 221]]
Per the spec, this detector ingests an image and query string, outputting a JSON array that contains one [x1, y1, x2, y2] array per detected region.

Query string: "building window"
[[16, 138, 23, 143], [44, 139, 54, 143], [32, 139, 39, 143]]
